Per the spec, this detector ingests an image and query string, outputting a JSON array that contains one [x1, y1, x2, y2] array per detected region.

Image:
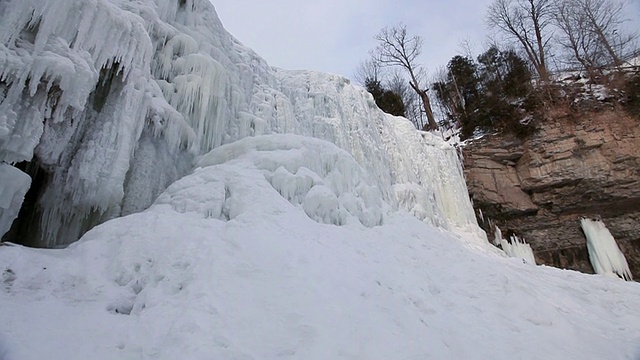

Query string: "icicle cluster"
[[0, 0, 199, 246], [580, 218, 632, 281], [0, 0, 484, 247], [495, 226, 536, 265]]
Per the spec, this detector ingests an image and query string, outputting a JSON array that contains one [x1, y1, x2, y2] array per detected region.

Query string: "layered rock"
[[463, 106, 640, 279]]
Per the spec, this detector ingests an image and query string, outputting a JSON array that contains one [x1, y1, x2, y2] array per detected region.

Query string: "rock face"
[[463, 107, 640, 279]]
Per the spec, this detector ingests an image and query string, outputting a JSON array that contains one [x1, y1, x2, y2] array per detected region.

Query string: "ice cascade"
[[0, 0, 482, 247], [580, 218, 632, 281]]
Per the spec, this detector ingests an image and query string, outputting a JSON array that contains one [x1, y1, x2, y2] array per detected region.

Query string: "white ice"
[[581, 218, 633, 281], [0, 164, 31, 238], [0, 0, 480, 246], [495, 226, 537, 265]]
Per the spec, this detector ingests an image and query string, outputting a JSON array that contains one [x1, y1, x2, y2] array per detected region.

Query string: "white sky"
[[212, 0, 640, 81]]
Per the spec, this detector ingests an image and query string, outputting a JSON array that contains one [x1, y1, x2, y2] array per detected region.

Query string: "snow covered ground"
[[2, 134, 640, 360]]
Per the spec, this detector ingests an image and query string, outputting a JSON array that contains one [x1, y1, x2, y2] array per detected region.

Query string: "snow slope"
[[2, 135, 640, 360]]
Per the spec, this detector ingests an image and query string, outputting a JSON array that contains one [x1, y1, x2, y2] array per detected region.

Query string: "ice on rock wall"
[[0, 0, 483, 246], [581, 218, 632, 280], [273, 70, 482, 236], [495, 226, 536, 264], [0, 164, 31, 238]]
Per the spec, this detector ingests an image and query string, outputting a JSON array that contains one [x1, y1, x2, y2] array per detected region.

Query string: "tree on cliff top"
[[487, 0, 553, 82], [354, 59, 407, 118], [433, 47, 533, 139], [365, 78, 406, 117], [554, 0, 638, 76], [372, 24, 438, 131]]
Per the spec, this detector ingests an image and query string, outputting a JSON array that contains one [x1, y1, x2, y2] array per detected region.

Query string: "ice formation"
[[0, 164, 31, 237], [581, 218, 632, 281], [196, 135, 386, 227], [0, 0, 483, 247], [495, 226, 536, 265]]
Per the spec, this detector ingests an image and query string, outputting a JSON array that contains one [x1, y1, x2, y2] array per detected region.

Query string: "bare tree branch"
[[554, 0, 638, 74], [487, 0, 552, 81], [373, 24, 438, 131], [353, 57, 382, 86]]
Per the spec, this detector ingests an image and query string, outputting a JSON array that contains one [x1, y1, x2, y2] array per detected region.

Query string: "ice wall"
[[581, 218, 632, 280], [0, 0, 482, 247], [0, 0, 200, 246]]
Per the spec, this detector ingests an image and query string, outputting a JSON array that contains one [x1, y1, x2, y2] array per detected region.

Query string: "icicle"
[[155, 37, 229, 152], [580, 218, 632, 281], [495, 226, 536, 265], [494, 226, 503, 246]]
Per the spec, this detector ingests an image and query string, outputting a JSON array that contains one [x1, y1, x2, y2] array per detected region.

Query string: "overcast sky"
[[212, 0, 640, 82]]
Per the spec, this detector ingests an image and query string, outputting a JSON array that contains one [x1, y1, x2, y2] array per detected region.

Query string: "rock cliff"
[[463, 105, 640, 279]]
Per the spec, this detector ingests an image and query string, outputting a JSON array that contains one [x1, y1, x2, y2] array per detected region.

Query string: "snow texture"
[[0, 0, 480, 246], [196, 135, 385, 227], [581, 218, 633, 281]]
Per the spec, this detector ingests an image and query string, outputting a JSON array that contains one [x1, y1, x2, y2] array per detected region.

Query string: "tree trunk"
[[593, 25, 623, 67], [409, 81, 437, 131], [529, 0, 549, 82]]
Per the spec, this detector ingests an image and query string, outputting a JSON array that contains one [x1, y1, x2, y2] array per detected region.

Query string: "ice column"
[[580, 218, 632, 281]]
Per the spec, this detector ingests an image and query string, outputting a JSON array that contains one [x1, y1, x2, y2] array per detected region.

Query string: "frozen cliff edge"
[[0, 0, 481, 246]]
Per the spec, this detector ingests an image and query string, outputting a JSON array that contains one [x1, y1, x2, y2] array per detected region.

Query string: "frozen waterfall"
[[581, 218, 632, 281], [0, 0, 483, 247]]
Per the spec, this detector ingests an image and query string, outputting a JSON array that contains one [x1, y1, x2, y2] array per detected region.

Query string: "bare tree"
[[487, 0, 553, 81], [373, 24, 438, 131], [385, 70, 422, 126], [554, 0, 602, 77], [353, 57, 382, 86], [576, 0, 637, 68], [458, 37, 476, 59], [431, 66, 461, 131], [554, 0, 638, 76]]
